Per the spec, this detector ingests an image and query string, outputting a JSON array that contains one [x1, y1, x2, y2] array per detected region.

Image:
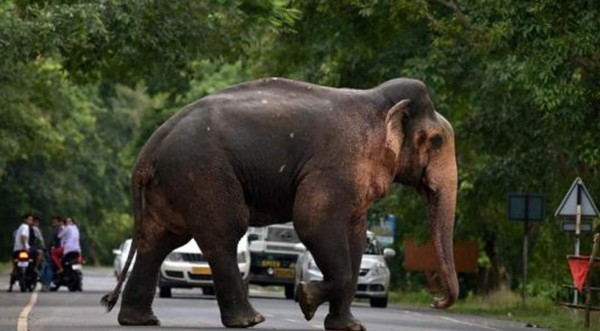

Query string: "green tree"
[[249, 0, 600, 297], [0, 0, 298, 262]]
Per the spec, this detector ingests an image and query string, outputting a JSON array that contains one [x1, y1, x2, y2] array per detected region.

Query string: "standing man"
[[30, 216, 45, 272], [41, 216, 63, 291], [49, 217, 64, 249], [50, 217, 65, 273]]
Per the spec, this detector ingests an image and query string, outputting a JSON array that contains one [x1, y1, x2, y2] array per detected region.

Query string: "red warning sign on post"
[[568, 256, 600, 293]]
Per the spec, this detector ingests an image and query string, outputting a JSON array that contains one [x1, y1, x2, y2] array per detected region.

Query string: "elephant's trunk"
[[419, 132, 458, 309], [428, 182, 458, 308]]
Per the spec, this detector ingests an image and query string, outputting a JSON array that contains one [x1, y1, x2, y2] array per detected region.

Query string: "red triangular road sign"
[[568, 258, 591, 293]]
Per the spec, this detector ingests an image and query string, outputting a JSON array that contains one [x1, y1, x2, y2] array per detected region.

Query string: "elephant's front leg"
[[294, 179, 366, 331], [324, 218, 366, 330]]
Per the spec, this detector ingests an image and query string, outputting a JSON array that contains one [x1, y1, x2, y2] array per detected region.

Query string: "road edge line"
[[17, 291, 38, 331], [438, 316, 501, 331]]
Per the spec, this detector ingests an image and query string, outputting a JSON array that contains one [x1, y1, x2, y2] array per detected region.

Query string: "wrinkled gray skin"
[[102, 77, 458, 331]]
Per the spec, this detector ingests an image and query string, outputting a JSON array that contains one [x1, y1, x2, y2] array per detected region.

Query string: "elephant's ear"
[[385, 99, 410, 158]]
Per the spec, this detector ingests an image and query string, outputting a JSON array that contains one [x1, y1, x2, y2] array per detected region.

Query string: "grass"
[[390, 289, 598, 331], [0, 261, 10, 273]]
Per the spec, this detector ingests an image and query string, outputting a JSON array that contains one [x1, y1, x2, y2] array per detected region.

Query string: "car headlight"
[[308, 260, 320, 272], [370, 262, 387, 276], [237, 252, 246, 263], [165, 252, 183, 262]]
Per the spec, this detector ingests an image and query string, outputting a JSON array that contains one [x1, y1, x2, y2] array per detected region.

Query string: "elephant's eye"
[[429, 134, 443, 150]]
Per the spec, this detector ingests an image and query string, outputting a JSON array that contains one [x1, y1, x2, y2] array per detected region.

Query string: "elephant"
[[101, 77, 458, 331]]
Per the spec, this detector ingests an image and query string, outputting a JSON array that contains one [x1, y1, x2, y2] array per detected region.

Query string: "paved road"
[[0, 268, 546, 331]]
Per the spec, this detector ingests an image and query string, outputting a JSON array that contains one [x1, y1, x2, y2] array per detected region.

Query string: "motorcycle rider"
[[10, 214, 36, 288], [57, 217, 81, 272], [49, 217, 82, 292]]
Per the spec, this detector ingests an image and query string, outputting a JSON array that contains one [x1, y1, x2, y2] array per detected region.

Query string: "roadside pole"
[[584, 234, 599, 328], [575, 181, 581, 256], [555, 178, 599, 306], [508, 193, 544, 304], [574, 181, 581, 305], [522, 217, 529, 304]]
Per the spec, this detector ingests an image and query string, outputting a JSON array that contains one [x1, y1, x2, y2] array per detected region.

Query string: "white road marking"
[[18, 292, 38, 331], [404, 310, 501, 331], [438, 316, 502, 331], [309, 322, 322, 329]]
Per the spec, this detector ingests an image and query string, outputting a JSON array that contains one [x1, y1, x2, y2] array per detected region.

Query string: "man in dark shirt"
[[40, 216, 64, 291]]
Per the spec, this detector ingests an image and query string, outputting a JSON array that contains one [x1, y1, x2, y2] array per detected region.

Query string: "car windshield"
[[266, 226, 300, 243], [123, 239, 132, 253], [363, 237, 381, 255]]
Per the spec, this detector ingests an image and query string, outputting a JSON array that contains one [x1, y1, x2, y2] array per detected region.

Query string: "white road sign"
[[555, 177, 599, 218]]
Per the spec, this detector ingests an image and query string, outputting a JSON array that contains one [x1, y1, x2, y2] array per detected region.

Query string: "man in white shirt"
[[13, 214, 34, 253], [11, 214, 35, 279], [56, 217, 81, 273], [52, 217, 81, 273]]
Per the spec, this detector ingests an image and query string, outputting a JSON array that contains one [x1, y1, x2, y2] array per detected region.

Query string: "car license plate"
[[191, 266, 211, 275], [17, 261, 28, 267], [261, 260, 280, 268], [274, 268, 295, 279], [72, 264, 82, 270]]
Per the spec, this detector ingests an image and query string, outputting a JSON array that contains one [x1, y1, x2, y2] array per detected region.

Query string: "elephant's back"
[[133, 77, 381, 197]]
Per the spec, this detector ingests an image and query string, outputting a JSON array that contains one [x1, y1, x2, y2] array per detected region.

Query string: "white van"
[[158, 233, 251, 297]]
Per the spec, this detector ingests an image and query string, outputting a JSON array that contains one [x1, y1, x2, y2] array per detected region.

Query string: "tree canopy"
[[1, 0, 599, 299]]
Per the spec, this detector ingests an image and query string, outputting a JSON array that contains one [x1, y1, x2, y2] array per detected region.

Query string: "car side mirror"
[[248, 233, 259, 243], [383, 248, 396, 259]]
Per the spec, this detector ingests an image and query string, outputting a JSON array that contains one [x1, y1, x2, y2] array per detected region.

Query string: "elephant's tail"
[[101, 165, 149, 312]]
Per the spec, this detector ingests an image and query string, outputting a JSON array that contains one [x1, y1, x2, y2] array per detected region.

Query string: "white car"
[[294, 231, 395, 307], [112, 238, 135, 279], [158, 233, 251, 298]]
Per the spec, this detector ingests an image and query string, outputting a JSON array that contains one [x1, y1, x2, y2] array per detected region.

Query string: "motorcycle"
[[51, 251, 83, 292], [8, 250, 38, 292]]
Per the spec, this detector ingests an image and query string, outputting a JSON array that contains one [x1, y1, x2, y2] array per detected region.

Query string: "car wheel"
[[159, 286, 172, 298], [244, 278, 250, 295], [370, 296, 388, 308], [293, 286, 299, 302], [284, 284, 294, 300]]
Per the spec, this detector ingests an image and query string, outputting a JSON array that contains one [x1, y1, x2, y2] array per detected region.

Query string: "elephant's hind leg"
[[204, 241, 264, 328], [190, 206, 264, 328], [118, 222, 190, 326]]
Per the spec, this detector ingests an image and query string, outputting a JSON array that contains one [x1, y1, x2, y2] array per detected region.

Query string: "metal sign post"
[[508, 193, 544, 304], [555, 177, 599, 306], [574, 182, 583, 305], [522, 217, 530, 303], [585, 234, 599, 329]]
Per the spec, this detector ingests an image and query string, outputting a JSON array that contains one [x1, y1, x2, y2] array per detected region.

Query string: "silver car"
[[294, 231, 395, 307], [112, 238, 135, 279], [158, 234, 251, 298]]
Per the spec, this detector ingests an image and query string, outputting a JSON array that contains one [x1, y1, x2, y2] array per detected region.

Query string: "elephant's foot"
[[324, 313, 365, 331], [221, 306, 265, 328], [118, 307, 160, 326], [297, 282, 321, 321]]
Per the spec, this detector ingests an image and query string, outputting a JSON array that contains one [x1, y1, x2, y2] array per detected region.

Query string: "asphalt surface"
[[0, 267, 548, 331]]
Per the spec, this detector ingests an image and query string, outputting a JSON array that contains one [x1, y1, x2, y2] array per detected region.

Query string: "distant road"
[[0, 267, 545, 331]]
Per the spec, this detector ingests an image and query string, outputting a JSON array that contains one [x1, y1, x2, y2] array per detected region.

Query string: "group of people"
[[12, 213, 81, 291]]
